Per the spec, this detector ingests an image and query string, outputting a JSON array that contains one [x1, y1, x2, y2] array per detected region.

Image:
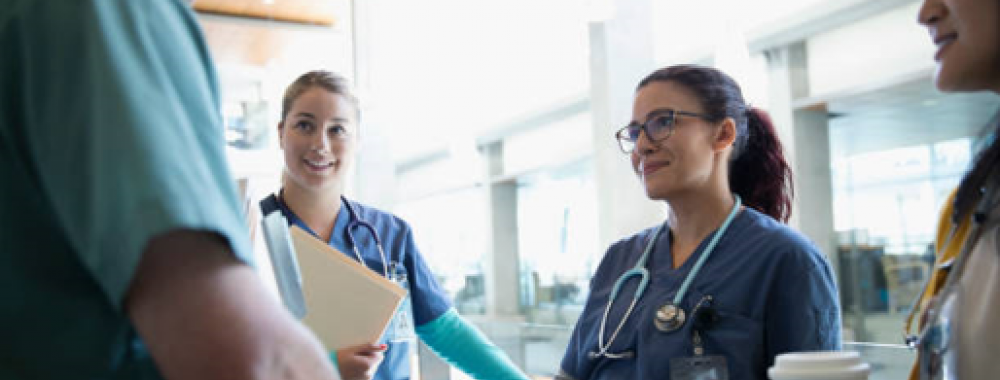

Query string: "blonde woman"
[[261, 70, 530, 380]]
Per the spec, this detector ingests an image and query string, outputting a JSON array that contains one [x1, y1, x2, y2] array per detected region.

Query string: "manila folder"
[[288, 225, 407, 350]]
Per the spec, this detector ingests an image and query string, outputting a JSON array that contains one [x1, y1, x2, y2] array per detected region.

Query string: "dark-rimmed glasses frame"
[[614, 109, 712, 153]]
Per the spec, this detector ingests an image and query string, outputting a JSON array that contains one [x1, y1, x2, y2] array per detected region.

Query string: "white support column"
[[766, 43, 837, 266], [350, 0, 396, 210], [589, 0, 665, 251], [482, 142, 523, 318], [793, 109, 836, 260], [765, 43, 806, 230], [474, 141, 527, 371], [350, 2, 452, 378]]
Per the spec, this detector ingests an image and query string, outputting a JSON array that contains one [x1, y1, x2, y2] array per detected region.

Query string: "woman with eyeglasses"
[[260, 70, 530, 380], [907, 0, 1000, 379], [556, 65, 841, 380]]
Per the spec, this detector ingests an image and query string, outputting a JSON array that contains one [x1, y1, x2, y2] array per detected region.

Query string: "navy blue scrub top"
[[261, 194, 452, 380], [560, 208, 841, 380]]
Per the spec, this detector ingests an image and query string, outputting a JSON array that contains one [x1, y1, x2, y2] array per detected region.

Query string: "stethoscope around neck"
[[341, 195, 392, 278], [588, 195, 742, 360], [278, 191, 392, 277]]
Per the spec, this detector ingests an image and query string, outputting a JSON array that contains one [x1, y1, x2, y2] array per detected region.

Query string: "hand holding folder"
[[261, 212, 407, 351]]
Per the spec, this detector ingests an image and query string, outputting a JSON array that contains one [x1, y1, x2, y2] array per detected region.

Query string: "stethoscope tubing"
[[275, 191, 394, 278], [341, 195, 392, 278], [590, 195, 742, 360]]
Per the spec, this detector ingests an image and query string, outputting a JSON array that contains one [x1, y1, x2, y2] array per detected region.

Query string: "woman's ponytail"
[[730, 108, 794, 222]]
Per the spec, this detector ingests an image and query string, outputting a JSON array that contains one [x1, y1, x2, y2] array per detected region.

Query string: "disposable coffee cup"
[[768, 351, 870, 380]]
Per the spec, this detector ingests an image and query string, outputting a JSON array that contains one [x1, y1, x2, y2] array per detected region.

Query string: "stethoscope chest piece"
[[654, 303, 686, 332]]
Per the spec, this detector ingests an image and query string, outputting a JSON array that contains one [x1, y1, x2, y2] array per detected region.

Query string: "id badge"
[[383, 263, 417, 343], [670, 356, 728, 380]]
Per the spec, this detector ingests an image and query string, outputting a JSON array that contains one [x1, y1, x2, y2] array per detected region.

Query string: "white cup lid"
[[768, 351, 870, 380]]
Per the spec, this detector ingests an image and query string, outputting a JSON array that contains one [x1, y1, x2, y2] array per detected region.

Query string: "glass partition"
[[516, 159, 599, 326], [396, 187, 490, 315]]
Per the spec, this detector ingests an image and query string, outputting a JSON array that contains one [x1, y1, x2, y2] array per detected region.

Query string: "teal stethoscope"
[[342, 195, 394, 278], [277, 191, 396, 276], [588, 195, 742, 360]]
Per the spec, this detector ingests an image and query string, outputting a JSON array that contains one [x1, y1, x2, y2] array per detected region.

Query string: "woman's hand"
[[337, 343, 388, 380]]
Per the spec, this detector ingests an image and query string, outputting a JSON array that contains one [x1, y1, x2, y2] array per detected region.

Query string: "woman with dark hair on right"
[[556, 65, 840, 380], [908, 0, 1000, 379]]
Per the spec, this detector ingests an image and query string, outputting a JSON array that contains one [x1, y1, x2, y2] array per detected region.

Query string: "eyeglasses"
[[614, 109, 713, 153]]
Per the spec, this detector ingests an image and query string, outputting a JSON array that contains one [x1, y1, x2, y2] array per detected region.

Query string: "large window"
[[516, 159, 599, 325], [396, 187, 490, 315], [832, 138, 971, 256], [831, 134, 983, 345]]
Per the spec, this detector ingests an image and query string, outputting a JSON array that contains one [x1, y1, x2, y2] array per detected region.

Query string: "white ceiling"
[[366, 0, 928, 164], [202, 0, 992, 168], [360, 0, 592, 164], [828, 78, 1000, 158], [652, 0, 836, 64]]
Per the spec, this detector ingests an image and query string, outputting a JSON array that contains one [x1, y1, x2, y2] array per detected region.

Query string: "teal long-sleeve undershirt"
[[416, 308, 530, 380]]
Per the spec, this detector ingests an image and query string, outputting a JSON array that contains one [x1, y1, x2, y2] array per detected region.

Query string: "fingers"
[[337, 344, 388, 380], [344, 343, 387, 355], [367, 343, 388, 353]]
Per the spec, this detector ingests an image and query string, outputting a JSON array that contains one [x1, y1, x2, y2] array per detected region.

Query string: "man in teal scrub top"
[[0, 1, 341, 379]]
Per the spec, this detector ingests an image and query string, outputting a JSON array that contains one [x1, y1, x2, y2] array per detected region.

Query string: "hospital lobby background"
[[207, 0, 999, 379]]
